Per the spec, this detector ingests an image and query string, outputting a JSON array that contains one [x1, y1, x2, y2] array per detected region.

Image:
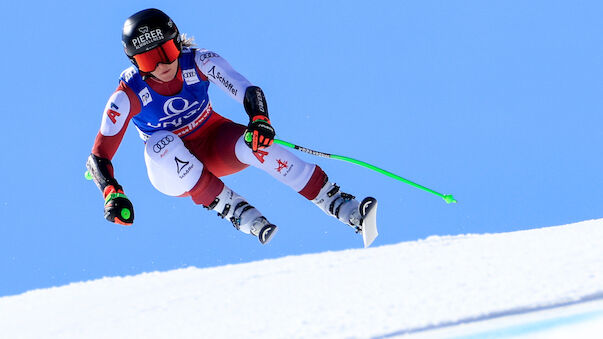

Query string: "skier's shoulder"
[[193, 47, 222, 66], [117, 66, 147, 103], [119, 65, 139, 84], [195, 47, 220, 58], [107, 71, 139, 115], [115, 66, 140, 102]]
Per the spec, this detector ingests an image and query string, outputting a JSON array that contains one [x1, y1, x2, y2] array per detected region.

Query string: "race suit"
[[91, 48, 327, 206]]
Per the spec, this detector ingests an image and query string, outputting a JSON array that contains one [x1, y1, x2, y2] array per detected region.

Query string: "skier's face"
[[150, 59, 179, 82]]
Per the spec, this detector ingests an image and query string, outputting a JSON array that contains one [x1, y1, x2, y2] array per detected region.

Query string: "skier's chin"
[[151, 61, 178, 82]]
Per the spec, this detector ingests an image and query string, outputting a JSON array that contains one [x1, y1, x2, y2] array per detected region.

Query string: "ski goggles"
[[133, 39, 181, 72]]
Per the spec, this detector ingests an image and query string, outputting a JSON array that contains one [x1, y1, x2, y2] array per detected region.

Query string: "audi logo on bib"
[[153, 135, 175, 153]]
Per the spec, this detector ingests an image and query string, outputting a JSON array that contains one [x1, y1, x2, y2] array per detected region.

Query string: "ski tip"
[[359, 197, 377, 217], [258, 224, 278, 245], [360, 198, 378, 248]]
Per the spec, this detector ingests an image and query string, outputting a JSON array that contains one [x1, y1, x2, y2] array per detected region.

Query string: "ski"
[[359, 197, 378, 247]]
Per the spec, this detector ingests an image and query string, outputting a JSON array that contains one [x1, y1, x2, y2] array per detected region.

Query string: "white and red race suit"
[[91, 48, 327, 206]]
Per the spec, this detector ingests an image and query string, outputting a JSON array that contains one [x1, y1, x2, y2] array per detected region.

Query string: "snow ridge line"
[[371, 290, 603, 338]]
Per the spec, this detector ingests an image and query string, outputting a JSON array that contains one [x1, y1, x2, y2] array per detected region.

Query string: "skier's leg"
[[234, 134, 318, 192], [144, 130, 277, 243], [206, 185, 277, 244], [234, 134, 369, 230], [182, 115, 249, 178], [310, 181, 378, 232]]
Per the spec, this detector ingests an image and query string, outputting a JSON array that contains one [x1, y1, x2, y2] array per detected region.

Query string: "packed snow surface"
[[1, 219, 602, 338]]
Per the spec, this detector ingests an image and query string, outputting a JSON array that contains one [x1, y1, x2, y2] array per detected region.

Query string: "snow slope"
[[1, 219, 602, 338]]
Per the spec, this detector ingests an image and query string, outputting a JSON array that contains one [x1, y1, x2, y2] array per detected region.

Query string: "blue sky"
[[1, 1, 601, 297]]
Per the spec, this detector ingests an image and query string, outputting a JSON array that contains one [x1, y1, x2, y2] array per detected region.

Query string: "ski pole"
[[273, 139, 457, 204]]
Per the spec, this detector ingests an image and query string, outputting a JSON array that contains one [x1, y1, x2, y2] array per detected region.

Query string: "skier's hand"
[[103, 185, 134, 225], [244, 115, 275, 152]]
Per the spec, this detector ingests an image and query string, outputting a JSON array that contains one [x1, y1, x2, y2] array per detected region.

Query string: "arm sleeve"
[[194, 49, 252, 104], [91, 81, 141, 160]]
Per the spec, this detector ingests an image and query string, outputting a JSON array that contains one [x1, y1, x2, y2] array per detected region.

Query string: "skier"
[[86, 8, 376, 244]]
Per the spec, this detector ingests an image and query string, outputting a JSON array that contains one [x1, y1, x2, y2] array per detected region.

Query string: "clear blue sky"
[[1, 1, 601, 297]]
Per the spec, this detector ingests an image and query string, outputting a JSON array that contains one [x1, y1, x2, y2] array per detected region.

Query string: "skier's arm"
[[91, 82, 139, 160], [242, 86, 275, 151], [194, 49, 251, 103], [87, 82, 139, 225], [195, 50, 275, 150], [86, 154, 134, 225]]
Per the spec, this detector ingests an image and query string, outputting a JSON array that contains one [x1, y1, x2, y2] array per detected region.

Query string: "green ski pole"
[[273, 139, 457, 204]]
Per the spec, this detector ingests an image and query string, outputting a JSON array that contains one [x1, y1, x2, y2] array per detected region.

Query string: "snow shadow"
[[371, 291, 603, 338]]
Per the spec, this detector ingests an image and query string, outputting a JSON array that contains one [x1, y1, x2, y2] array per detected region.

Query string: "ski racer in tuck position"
[[86, 8, 376, 244]]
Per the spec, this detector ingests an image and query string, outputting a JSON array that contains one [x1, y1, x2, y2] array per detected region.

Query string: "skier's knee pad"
[[144, 131, 203, 196]]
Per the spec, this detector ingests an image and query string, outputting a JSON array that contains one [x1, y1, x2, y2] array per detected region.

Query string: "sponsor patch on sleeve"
[[195, 50, 220, 65], [100, 91, 130, 136]]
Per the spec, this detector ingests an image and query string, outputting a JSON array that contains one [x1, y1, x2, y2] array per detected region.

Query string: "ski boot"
[[207, 186, 278, 244], [312, 181, 376, 233]]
